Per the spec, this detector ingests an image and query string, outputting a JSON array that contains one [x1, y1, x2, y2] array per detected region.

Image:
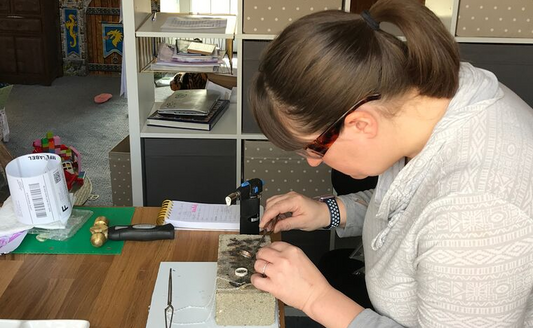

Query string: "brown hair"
[[250, 0, 460, 151]]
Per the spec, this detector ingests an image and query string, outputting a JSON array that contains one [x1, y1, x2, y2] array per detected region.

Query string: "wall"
[[60, 0, 91, 75]]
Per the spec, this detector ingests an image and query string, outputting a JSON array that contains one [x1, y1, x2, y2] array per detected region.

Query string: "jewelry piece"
[[235, 267, 248, 277], [239, 249, 253, 258], [261, 262, 269, 276]]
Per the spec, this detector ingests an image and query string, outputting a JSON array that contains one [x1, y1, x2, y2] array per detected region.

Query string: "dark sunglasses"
[[296, 93, 382, 159]]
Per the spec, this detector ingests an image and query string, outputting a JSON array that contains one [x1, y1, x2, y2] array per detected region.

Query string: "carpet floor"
[[4, 75, 129, 206]]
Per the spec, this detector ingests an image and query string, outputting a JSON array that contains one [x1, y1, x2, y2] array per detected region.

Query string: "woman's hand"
[[260, 191, 331, 233], [251, 241, 332, 313], [252, 242, 365, 328]]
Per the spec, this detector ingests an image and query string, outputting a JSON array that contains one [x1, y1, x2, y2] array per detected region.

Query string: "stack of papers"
[[160, 16, 227, 30], [147, 99, 230, 131], [0, 197, 40, 254], [151, 42, 225, 73], [147, 85, 233, 131]]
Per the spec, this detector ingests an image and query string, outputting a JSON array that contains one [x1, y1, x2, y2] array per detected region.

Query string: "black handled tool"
[[107, 223, 175, 241]]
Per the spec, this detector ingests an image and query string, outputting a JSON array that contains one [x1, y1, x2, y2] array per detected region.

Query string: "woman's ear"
[[344, 110, 379, 139]]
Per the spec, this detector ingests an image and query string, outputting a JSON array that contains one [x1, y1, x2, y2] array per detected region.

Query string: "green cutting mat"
[[13, 207, 135, 255]]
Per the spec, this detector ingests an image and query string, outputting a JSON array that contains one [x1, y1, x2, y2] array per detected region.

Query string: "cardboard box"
[[456, 0, 533, 38], [109, 136, 132, 206], [243, 141, 334, 266], [243, 0, 344, 34], [207, 73, 237, 89]]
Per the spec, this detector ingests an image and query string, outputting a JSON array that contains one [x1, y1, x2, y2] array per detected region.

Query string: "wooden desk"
[[0, 207, 285, 328]]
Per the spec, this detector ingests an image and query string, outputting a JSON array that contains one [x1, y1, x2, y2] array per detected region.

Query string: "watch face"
[[315, 194, 335, 201]]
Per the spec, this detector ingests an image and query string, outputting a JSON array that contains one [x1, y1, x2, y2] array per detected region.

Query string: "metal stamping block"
[[215, 234, 276, 326]]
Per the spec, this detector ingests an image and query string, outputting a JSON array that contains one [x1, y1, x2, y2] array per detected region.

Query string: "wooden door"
[[15, 36, 44, 75], [11, 0, 41, 15], [0, 36, 16, 74], [0, 0, 9, 13]]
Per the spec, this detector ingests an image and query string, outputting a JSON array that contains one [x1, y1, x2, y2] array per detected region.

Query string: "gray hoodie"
[[338, 63, 533, 327]]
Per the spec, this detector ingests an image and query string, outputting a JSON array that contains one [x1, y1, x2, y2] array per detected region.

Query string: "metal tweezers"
[[254, 212, 291, 254], [164, 268, 174, 328]]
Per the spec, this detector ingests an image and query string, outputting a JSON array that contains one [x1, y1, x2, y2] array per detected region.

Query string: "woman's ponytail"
[[370, 0, 460, 98]]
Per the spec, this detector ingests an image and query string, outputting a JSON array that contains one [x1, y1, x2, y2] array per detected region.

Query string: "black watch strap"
[[317, 196, 340, 230]]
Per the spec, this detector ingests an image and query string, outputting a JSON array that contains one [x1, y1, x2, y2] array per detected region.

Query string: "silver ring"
[[235, 267, 248, 277], [261, 262, 269, 276]]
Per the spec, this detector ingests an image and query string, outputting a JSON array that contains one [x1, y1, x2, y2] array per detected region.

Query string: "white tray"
[[146, 262, 280, 328], [0, 320, 89, 328]]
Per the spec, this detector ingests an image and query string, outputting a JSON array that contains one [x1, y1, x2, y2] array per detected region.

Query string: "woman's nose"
[[306, 157, 323, 167]]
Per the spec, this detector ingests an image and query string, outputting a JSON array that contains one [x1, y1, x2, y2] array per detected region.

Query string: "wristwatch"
[[315, 195, 341, 230]]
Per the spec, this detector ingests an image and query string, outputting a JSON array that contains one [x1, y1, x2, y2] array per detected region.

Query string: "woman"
[[249, 0, 533, 327]]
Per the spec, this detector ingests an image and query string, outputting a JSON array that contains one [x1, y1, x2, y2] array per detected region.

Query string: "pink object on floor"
[[94, 93, 113, 104]]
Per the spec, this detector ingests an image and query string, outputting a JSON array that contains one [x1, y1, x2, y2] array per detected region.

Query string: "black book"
[[147, 99, 230, 131]]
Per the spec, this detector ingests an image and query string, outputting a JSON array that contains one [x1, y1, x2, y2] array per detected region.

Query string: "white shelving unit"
[[455, 37, 533, 44], [123, 0, 241, 205], [123, 0, 531, 205], [123, 0, 153, 205], [136, 13, 237, 38]]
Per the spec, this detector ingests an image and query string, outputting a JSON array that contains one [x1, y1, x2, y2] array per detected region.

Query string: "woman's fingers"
[[250, 270, 272, 293], [255, 241, 286, 262], [261, 193, 301, 230], [252, 244, 289, 292], [260, 191, 329, 232], [251, 242, 332, 311], [265, 191, 298, 206], [254, 259, 272, 276], [257, 241, 288, 256]]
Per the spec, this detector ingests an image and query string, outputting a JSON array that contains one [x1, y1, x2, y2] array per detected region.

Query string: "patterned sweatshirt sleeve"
[[345, 193, 533, 328], [348, 309, 404, 327], [335, 189, 373, 238], [413, 193, 533, 327]]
